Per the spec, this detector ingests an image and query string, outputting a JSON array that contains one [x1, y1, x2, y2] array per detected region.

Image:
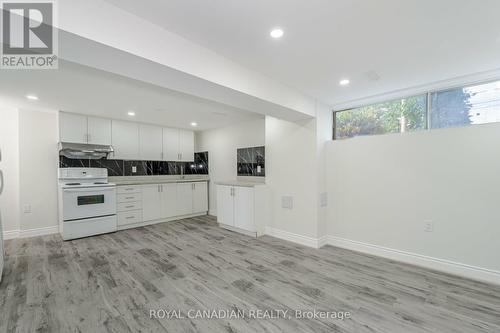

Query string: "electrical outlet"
[[424, 220, 434, 232], [281, 196, 293, 209], [23, 204, 32, 214], [132, 166, 137, 173]]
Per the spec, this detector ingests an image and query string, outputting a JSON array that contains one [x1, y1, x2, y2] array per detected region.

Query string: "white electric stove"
[[58, 168, 117, 240]]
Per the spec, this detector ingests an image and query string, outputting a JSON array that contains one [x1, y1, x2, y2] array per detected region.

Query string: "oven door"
[[62, 186, 116, 221]]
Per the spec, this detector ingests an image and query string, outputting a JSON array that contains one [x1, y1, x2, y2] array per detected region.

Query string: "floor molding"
[[3, 230, 20, 240], [264, 226, 322, 248], [326, 235, 500, 286], [3, 226, 59, 240]]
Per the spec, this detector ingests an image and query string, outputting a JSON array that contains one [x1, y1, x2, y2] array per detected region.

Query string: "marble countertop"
[[216, 180, 266, 187], [110, 175, 209, 186]]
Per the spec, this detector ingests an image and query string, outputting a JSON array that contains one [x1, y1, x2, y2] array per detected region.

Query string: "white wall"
[[265, 116, 319, 239], [195, 118, 265, 215], [327, 123, 500, 274], [0, 108, 20, 233], [18, 110, 59, 232]]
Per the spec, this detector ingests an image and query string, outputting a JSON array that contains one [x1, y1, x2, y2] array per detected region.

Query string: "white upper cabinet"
[[87, 117, 111, 145], [179, 129, 195, 162], [59, 112, 88, 144], [162, 127, 180, 161], [139, 124, 163, 161], [162, 128, 195, 162], [59, 112, 111, 145], [60, 112, 194, 161], [112, 120, 139, 160]]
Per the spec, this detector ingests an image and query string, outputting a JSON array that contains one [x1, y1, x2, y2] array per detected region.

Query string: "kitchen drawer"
[[117, 193, 142, 203], [117, 185, 142, 194], [117, 201, 142, 212], [117, 210, 142, 226]]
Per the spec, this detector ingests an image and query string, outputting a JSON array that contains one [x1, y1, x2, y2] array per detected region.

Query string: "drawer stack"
[[116, 185, 143, 227]]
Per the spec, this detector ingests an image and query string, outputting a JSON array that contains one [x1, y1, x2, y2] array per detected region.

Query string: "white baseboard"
[[3, 230, 20, 240], [264, 226, 322, 248], [3, 225, 59, 240], [208, 209, 217, 217], [326, 235, 500, 286]]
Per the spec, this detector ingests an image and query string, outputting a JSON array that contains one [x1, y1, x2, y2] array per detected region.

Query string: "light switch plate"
[[424, 220, 434, 232], [23, 204, 32, 214], [281, 196, 293, 209], [320, 192, 328, 207]]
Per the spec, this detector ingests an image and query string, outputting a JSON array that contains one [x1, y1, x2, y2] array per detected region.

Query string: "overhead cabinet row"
[[59, 112, 194, 162]]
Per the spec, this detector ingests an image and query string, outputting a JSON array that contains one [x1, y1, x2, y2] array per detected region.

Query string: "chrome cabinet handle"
[[0, 170, 4, 195], [126, 216, 135, 219], [125, 205, 134, 208]]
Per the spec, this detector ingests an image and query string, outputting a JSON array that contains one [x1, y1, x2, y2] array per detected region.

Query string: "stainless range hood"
[[58, 142, 114, 159]]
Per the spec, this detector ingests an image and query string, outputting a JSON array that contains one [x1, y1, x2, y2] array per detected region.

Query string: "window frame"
[[333, 93, 429, 140], [333, 78, 500, 140]]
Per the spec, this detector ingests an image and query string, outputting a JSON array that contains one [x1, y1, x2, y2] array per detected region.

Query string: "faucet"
[[180, 164, 185, 179]]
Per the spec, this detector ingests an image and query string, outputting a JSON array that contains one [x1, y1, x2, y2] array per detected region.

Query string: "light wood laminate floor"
[[1, 215, 499, 333]]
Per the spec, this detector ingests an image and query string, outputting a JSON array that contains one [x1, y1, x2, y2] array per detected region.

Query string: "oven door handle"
[[63, 187, 116, 193]]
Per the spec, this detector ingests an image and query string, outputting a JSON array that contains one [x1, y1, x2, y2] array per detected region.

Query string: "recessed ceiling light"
[[270, 28, 284, 39], [127, 111, 135, 116], [26, 94, 38, 100], [190, 122, 198, 127], [339, 79, 350, 86]]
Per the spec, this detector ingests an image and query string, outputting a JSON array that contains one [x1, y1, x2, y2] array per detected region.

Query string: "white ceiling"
[[104, 0, 500, 106], [0, 61, 261, 131]]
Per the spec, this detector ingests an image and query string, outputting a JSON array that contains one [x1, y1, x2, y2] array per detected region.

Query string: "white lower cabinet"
[[176, 183, 194, 216], [116, 185, 143, 227], [142, 184, 162, 221], [131, 181, 209, 225], [193, 182, 208, 213], [161, 183, 177, 218], [216, 184, 267, 236], [217, 185, 234, 227]]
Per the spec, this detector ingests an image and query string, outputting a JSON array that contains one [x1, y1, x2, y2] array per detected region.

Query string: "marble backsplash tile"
[[59, 152, 209, 176], [237, 146, 265, 177]]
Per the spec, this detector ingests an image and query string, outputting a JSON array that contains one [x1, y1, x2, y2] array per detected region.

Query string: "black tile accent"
[[237, 146, 265, 177], [89, 159, 124, 177], [124, 160, 153, 176], [58, 153, 209, 177], [59, 156, 90, 168], [184, 152, 209, 175]]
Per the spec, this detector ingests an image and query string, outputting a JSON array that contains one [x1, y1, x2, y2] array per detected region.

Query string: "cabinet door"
[[216, 185, 234, 226], [59, 112, 87, 144], [142, 184, 162, 221], [161, 183, 177, 218], [162, 127, 180, 161], [88, 117, 111, 145], [193, 182, 208, 213], [176, 183, 194, 216], [234, 187, 255, 232], [179, 129, 194, 162], [112, 120, 139, 160], [139, 124, 163, 161]]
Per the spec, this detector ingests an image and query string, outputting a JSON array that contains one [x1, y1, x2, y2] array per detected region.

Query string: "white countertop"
[[110, 175, 209, 186], [216, 180, 266, 187]]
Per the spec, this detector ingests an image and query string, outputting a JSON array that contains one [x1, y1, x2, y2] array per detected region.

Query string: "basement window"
[[334, 79, 500, 140], [334, 95, 427, 140]]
